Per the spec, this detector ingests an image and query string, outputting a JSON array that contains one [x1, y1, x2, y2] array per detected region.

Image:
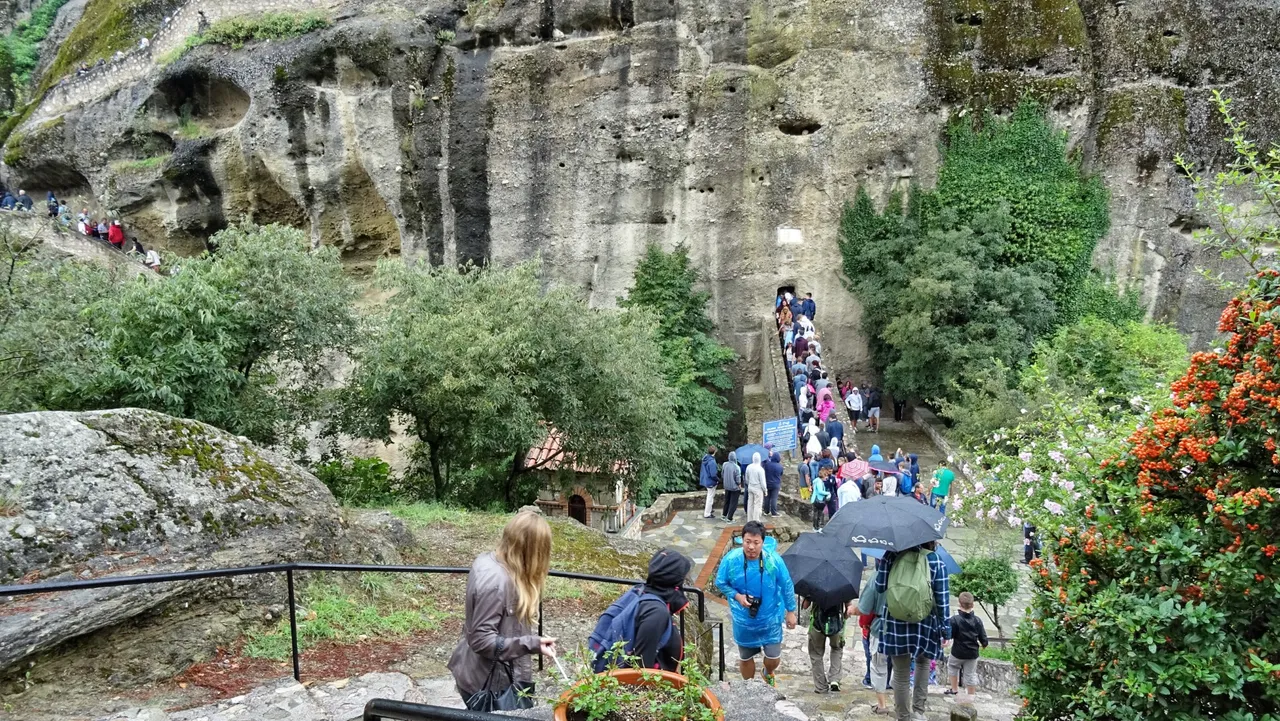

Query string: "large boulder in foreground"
[[0, 408, 345, 670]]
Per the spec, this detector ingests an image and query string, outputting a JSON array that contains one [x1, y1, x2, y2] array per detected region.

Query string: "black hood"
[[647, 547, 693, 588]]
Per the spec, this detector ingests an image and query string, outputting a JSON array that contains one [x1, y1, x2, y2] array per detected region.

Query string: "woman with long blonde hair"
[[449, 511, 557, 710]]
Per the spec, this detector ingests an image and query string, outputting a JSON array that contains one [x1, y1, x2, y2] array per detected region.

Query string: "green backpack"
[[885, 550, 933, 622]]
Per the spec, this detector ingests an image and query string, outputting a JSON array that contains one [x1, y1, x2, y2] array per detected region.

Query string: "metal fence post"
[[537, 600, 544, 671], [717, 623, 725, 681], [287, 569, 301, 682]]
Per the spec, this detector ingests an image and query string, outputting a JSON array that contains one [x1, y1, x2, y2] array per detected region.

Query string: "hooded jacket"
[[699, 453, 719, 489], [869, 445, 883, 462], [745, 453, 767, 493], [722, 452, 741, 491], [633, 548, 693, 671], [715, 545, 797, 648], [763, 453, 784, 490]]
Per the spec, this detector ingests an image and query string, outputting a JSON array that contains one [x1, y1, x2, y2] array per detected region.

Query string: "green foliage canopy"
[[341, 260, 681, 507], [0, 221, 358, 446], [840, 203, 1057, 400], [619, 244, 735, 487], [952, 555, 1019, 632]]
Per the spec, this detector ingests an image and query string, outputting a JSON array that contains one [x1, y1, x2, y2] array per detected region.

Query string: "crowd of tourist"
[[1, 186, 162, 271], [773, 291, 955, 531]]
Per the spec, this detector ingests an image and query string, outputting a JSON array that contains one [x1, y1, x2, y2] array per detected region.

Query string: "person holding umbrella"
[[716, 521, 798, 686], [782, 533, 863, 695]]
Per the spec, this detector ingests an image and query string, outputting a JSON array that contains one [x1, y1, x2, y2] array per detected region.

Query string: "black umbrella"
[[823, 496, 948, 552], [781, 532, 864, 609]]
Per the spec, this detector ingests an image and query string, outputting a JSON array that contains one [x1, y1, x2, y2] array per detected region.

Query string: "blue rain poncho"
[[715, 546, 797, 648]]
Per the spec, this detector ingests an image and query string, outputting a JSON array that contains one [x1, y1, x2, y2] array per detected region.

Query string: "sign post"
[[762, 417, 798, 453]]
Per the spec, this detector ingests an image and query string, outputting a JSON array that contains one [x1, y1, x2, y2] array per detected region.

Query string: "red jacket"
[[107, 224, 125, 246]]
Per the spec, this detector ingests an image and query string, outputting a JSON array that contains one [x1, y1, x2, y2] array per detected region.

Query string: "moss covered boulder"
[[0, 407, 345, 671]]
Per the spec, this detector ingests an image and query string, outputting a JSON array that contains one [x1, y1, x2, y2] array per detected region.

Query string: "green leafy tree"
[[342, 260, 680, 507], [841, 203, 1057, 401], [1, 221, 357, 445], [952, 556, 1019, 634], [944, 316, 1188, 445], [619, 244, 735, 486]]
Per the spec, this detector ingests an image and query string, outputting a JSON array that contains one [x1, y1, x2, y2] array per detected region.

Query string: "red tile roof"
[[524, 429, 624, 474]]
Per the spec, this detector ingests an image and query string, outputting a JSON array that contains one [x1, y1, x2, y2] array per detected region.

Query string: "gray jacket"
[[448, 552, 541, 696], [722, 453, 741, 491]]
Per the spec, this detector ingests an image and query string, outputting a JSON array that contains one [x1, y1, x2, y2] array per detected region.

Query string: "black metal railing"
[[0, 561, 725, 683], [364, 700, 510, 721]]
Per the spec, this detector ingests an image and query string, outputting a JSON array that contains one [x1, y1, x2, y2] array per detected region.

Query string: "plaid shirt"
[[874, 550, 951, 659]]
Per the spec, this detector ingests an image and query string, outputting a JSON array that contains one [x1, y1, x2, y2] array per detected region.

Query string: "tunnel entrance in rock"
[[777, 285, 796, 300], [152, 72, 251, 130]]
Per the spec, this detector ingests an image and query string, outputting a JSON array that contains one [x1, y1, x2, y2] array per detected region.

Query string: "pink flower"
[[1048, 451, 1066, 463], [1019, 451, 1033, 462], [1043, 500, 1064, 516]]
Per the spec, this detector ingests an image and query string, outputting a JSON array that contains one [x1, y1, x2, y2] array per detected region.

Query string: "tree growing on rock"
[[620, 243, 735, 489], [341, 260, 681, 507]]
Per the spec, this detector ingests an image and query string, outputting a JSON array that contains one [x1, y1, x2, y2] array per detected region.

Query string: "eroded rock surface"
[[0, 408, 345, 671], [3, 0, 1278, 392]]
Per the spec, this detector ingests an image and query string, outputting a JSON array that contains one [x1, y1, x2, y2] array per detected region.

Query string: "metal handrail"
[[364, 700, 511, 721], [0, 561, 722, 682]]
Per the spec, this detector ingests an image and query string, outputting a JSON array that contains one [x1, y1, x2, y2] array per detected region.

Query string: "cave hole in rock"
[[1163, 29, 1179, 37], [777, 285, 796, 300], [151, 71, 251, 131], [108, 129, 176, 165], [15, 162, 91, 197], [953, 12, 982, 26], [778, 119, 823, 136]]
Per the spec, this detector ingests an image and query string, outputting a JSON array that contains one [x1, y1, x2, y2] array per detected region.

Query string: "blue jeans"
[[766, 485, 780, 515], [932, 494, 947, 515], [862, 636, 872, 683]]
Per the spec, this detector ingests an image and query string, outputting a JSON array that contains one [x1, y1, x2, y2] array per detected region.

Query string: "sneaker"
[[944, 689, 958, 696], [764, 674, 777, 687], [862, 678, 873, 689], [703, 514, 715, 519], [829, 682, 841, 692], [911, 714, 928, 721], [813, 687, 829, 694], [719, 516, 729, 522]]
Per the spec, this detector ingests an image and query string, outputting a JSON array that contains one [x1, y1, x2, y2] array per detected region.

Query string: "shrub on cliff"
[[620, 244, 735, 491], [838, 101, 1111, 403]]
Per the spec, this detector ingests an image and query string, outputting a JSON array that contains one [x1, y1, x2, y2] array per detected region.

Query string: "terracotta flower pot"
[[553, 668, 724, 721]]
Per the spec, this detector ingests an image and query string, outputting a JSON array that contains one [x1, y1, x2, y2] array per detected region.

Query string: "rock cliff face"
[[2, 0, 1276, 397], [0, 408, 345, 671]]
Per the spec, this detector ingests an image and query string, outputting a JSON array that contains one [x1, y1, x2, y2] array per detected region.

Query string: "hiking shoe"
[[764, 674, 777, 687], [829, 682, 841, 692]]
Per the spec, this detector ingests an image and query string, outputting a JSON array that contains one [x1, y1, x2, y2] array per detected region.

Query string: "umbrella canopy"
[[735, 444, 771, 464], [839, 459, 870, 480], [823, 495, 948, 552], [860, 544, 961, 575], [868, 460, 903, 475], [782, 532, 864, 609]]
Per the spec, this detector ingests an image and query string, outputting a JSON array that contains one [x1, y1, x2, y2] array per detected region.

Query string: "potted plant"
[[552, 644, 723, 721]]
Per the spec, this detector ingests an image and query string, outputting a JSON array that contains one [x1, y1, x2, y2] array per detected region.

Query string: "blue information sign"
[[762, 417, 798, 452]]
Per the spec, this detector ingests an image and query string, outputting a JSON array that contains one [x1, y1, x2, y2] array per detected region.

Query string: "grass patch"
[[243, 575, 447, 660], [386, 502, 505, 530], [160, 11, 330, 65], [980, 644, 1016, 662], [7, 0, 72, 88], [109, 153, 169, 172], [175, 117, 207, 139]]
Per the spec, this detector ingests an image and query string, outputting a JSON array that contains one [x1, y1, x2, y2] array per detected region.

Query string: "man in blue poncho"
[[716, 520, 797, 685]]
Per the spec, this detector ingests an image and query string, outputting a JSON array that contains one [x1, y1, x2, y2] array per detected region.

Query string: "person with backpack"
[[588, 548, 693, 672], [810, 465, 832, 530], [802, 594, 854, 694], [875, 541, 951, 721], [700, 446, 720, 519], [944, 591, 989, 696], [715, 521, 798, 685], [857, 568, 894, 716]]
